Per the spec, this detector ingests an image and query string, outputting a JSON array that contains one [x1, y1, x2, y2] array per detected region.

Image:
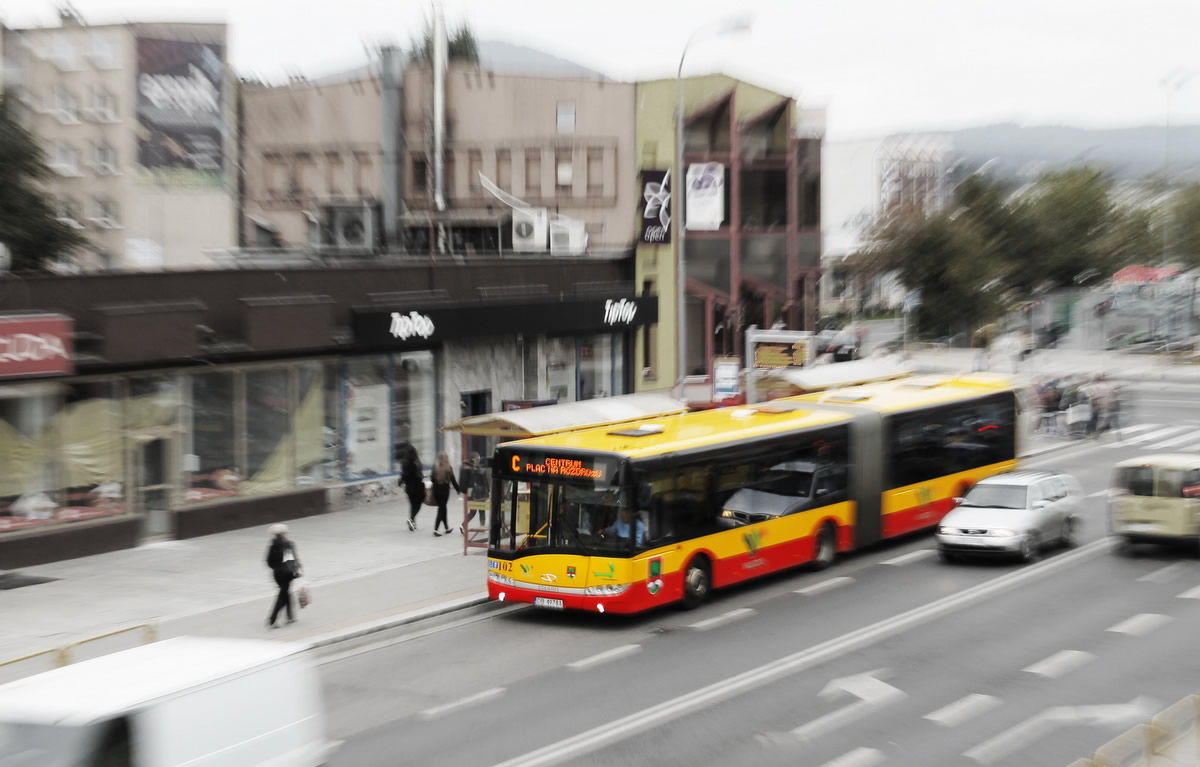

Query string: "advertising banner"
[[136, 37, 225, 184], [0, 314, 74, 379], [712, 356, 741, 403], [639, 169, 672, 245], [686, 162, 725, 230]]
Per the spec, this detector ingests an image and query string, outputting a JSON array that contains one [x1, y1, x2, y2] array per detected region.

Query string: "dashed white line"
[[418, 687, 506, 720], [924, 693, 1001, 727], [881, 549, 934, 566], [1023, 650, 1094, 678], [1107, 613, 1173, 637], [1138, 563, 1188, 583], [820, 747, 886, 767], [689, 607, 756, 631], [567, 644, 641, 672], [1177, 584, 1200, 599], [796, 576, 854, 596]]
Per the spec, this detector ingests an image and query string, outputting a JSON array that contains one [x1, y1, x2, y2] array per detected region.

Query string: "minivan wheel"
[[812, 524, 837, 570], [680, 557, 711, 610], [1019, 534, 1041, 563], [1059, 517, 1077, 548]]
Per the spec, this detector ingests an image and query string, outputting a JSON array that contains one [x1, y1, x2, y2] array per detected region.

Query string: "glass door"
[[131, 431, 176, 540]]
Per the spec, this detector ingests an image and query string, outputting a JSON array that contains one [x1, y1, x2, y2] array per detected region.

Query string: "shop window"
[[394, 351, 437, 469], [58, 381, 126, 522], [345, 357, 391, 479], [126, 375, 180, 430], [296, 362, 340, 486], [545, 338, 576, 402], [187, 372, 240, 504], [0, 385, 61, 533], [578, 335, 627, 401], [244, 368, 293, 497]]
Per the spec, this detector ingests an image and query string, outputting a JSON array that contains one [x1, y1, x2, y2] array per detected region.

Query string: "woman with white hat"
[[265, 523, 301, 628]]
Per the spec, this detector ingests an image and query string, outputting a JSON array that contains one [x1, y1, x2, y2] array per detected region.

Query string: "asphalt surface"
[[319, 384, 1200, 767]]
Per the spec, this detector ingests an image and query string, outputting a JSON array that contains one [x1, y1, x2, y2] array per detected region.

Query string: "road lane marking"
[[924, 694, 1001, 727], [1146, 430, 1200, 449], [964, 698, 1157, 764], [1108, 426, 1184, 448], [689, 607, 756, 631], [418, 687, 505, 720], [489, 538, 1113, 767], [820, 747, 886, 767], [1107, 613, 1172, 637], [1023, 650, 1094, 678], [880, 549, 934, 566], [567, 644, 641, 672], [1138, 563, 1188, 583], [1106, 423, 1160, 438], [1177, 584, 1200, 599], [796, 577, 854, 596]]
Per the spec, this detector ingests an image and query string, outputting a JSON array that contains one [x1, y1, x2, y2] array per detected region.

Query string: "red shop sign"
[[0, 314, 74, 379]]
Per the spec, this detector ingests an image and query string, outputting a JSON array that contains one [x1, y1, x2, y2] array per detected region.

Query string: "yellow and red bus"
[[486, 374, 1019, 614]]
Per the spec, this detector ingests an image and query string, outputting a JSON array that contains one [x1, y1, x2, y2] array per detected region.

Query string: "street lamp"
[[675, 14, 752, 396]]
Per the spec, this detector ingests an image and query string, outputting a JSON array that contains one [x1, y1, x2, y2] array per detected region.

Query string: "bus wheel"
[[680, 556, 711, 610], [812, 524, 837, 570]]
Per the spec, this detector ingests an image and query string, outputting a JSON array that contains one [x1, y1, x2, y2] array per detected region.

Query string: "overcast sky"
[[5, 0, 1200, 139]]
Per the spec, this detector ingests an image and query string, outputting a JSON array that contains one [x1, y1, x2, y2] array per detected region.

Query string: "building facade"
[[633, 75, 823, 391], [0, 260, 654, 568], [2, 11, 238, 270]]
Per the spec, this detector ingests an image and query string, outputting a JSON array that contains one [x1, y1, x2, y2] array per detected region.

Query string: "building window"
[[525, 150, 542, 198], [53, 87, 79, 123], [243, 368, 294, 497], [801, 175, 820, 228], [88, 31, 120, 70], [556, 101, 575, 134], [642, 280, 656, 379], [587, 149, 604, 196], [496, 149, 512, 190], [393, 351, 437, 469], [344, 357, 391, 479], [578, 335, 626, 400], [92, 197, 119, 227], [325, 151, 343, 196], [296, 362, 340, 486], [90, 86, 117, 121], [92, 142, 116, 174], [55, 195, 81, 226], [556, 149, 573, 194], [412, 155, 428, 195], [51, 37, 80, 71], [51, 143, 79, 176], [186, 372, 240, 503], [468, 149, 483, 195]]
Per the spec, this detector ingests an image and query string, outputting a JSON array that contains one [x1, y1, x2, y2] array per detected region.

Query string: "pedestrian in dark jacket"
[[431, 451, 461, 536], [265, 523, 300, 628], [401, 447, 425, 531]]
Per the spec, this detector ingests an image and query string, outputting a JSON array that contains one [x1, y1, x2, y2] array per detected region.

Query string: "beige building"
[[2, 10, 237, 271], [239, 58, 636, 255]]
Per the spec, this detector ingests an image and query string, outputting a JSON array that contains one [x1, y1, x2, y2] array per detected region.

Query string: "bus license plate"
[[534, 597, 564, 610]]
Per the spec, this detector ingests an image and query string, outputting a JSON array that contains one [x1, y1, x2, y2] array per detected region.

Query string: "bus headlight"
[[488, 572, 516, 586], [584, 583, 630, 596]]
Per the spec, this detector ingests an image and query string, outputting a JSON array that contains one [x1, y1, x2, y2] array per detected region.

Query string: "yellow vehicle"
[[1110, 454, 1200, 548], [486, 374, 1019, 614]]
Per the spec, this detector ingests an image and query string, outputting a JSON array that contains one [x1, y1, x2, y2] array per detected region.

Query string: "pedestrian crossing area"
[[1102, 422, 1200, 451]]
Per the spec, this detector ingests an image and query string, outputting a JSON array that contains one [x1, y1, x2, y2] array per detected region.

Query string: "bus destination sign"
[[503, 452, 616, 482]]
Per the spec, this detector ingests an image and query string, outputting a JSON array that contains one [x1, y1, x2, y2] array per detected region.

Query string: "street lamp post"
[[675, 15, 751, 397]]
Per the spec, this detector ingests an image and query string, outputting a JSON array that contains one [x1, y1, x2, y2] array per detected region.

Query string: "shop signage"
[[389, 311, 436, 340], [353, 295, 658, 349], [501, 450, 618, 483], [712, 357, 741, 402], [0, 314, 74, 378], [603, 299, 638, 326], [639, 169, 672, 244], [686, 163, 725, 231]]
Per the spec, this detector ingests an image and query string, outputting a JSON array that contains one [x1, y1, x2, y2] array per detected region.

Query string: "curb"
[[304, 592, 490, 651]]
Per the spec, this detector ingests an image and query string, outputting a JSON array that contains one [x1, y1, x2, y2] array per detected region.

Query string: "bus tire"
[[680, 556, 711, 610], [812, 523, 837, 571]]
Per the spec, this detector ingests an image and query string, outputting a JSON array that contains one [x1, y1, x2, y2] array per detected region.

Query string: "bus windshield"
[[492, 479, 643, 554]]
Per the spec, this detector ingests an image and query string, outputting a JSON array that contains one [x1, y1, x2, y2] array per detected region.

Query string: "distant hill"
[[942, 124, 1200, 183]]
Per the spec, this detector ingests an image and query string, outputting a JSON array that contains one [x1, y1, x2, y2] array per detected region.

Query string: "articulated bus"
[[486, 374, 1019, 614]]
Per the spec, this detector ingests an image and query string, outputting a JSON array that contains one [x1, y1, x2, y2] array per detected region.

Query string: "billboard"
[[0, 314, 74, 379], [136, 37, 225, 184], [686, 163, 725, 230], [639, 169, 671, 244]]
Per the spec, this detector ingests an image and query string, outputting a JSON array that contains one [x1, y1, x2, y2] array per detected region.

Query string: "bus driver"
[[599, 507, 646, 547]]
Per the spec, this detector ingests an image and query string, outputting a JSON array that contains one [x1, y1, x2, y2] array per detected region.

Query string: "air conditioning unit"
[[333, 207, 371, 248], [549, 219, 588, 256], [512, 207, 548, 252]]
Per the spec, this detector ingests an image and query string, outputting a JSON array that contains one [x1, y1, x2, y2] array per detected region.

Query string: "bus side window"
[[815, 466, 848, 502]]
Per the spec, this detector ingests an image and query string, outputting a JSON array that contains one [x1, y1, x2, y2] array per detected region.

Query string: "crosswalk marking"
[[1109, 426, 1186, 448], [1145, 431, 1200, 449]]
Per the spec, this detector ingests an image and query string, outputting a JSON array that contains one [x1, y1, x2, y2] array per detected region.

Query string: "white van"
[[0, 636, 338, 767]]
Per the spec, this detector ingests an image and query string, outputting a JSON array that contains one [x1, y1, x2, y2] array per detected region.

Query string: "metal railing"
[[1069, 695, 1200, 766], [0, 623, 158, 679]]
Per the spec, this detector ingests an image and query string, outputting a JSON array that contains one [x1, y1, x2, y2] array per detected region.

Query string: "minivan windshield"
[[0, 722, 96, 767], [960, 484, 1027, 510]]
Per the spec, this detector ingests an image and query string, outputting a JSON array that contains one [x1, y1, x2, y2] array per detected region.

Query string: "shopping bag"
[[297, 583, 311, 609], [424, 486, 436, 507]]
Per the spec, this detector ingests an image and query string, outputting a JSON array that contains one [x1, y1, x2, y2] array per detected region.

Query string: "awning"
[[441, 392, 687, 438], [755, 359, 914, 394]]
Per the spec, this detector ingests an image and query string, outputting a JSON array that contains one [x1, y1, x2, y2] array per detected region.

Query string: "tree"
[[408, 20, 480, 65], [1164, 183, 1200, 266], [0, 96, 88, 271]]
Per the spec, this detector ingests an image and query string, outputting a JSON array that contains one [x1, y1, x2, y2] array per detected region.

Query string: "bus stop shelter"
[[441, 393, 688, 553], [748, 358, 915, 403]]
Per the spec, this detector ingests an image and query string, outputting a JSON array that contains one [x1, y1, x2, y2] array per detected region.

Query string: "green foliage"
[[408, 21, 481, 65], [858, 167, 1155, 338], [0, 97, 87, 271], [1164, 184, 1200, 266]]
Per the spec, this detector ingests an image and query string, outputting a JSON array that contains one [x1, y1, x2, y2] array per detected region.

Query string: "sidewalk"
[[1, 498, 487, 680], [0, 403, 1073, 682]]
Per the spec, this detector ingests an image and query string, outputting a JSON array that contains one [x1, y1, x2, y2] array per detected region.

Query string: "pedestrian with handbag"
[[265, 523, 301, 628], [431, 451, 461, 537], [401, 446, 425, 531]]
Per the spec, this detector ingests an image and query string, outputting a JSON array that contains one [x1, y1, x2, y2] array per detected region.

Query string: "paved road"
[[319, 384, 1200, 767]]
